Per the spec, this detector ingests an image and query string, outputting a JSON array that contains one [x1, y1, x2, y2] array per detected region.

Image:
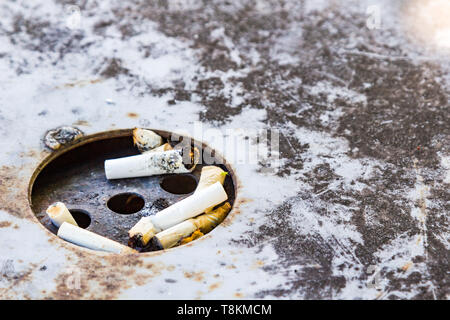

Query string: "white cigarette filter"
[[195, 166, 227, 192], [105, 148, 197, 180], [46, 202, 78, 228], [128, 182, 228, 247], [133, 128, 163, 152], [153, 202, 231, 249], [195, 166, 228, 212], [57, 222, 136, 254]]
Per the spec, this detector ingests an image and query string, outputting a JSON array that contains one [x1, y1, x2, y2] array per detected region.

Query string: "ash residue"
[[139, 198, 171, 218], [337, 58, 449, 169], [240, 171, 422, 299], [151, 198, 170, 212]]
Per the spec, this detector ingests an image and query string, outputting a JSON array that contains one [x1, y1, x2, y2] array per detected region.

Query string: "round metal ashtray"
[[29, 129, 237, 253]]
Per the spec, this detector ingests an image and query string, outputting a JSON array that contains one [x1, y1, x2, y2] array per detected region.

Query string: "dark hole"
[[107, 192, 145, 214], [69, 209, 91, 229], [160, 175, 198, 195]]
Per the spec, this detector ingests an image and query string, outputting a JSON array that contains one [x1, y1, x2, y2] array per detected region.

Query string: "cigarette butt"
[[133, 128, 163, 152], [127, 216, 159, 248], [195, 166, 227, 193], [105, 148, 197, 180], [152, 202, 231, 250], [151, 220, 197, 250], [129, 182, 228, 247], [194, 166, 227, 213], [46, 202, 78, 228], [58, 222, 136, 254]]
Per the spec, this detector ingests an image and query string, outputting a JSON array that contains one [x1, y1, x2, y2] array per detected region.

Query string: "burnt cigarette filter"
[[46, 202, 78, 228], [133, 128, 163, 152], [151, 202, 231, 250], [128, 182, 228, 247], [104, 148, 198, 180], [57, 222, 136, 254]]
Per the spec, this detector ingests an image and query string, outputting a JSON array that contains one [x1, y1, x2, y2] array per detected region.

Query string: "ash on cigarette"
[[147, 149, 185, 173]]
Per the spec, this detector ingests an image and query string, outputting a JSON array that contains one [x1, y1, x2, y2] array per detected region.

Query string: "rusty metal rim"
[[27, 128, 241, 256]]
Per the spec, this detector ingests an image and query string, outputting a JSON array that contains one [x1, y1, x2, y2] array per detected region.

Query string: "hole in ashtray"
[[69, 209, 91, 229], [160, 175, 197, 194], [107, 192, 145, 214]]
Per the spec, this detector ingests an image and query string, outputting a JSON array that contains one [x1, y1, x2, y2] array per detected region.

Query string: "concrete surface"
[[0, 0, 448, 299]]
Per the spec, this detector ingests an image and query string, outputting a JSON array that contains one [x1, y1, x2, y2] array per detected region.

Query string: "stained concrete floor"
[[0, 0, 448, 299]]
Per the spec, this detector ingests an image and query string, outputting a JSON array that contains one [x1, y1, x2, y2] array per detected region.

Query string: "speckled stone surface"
[[0, 0, 448, 299]]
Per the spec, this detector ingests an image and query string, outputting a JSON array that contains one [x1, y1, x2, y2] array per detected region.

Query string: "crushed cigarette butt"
[[133, 128, 163, 152], [127, 216, 159, 248], [44, 126, 84, 150], [46, 202, 78, 228]]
